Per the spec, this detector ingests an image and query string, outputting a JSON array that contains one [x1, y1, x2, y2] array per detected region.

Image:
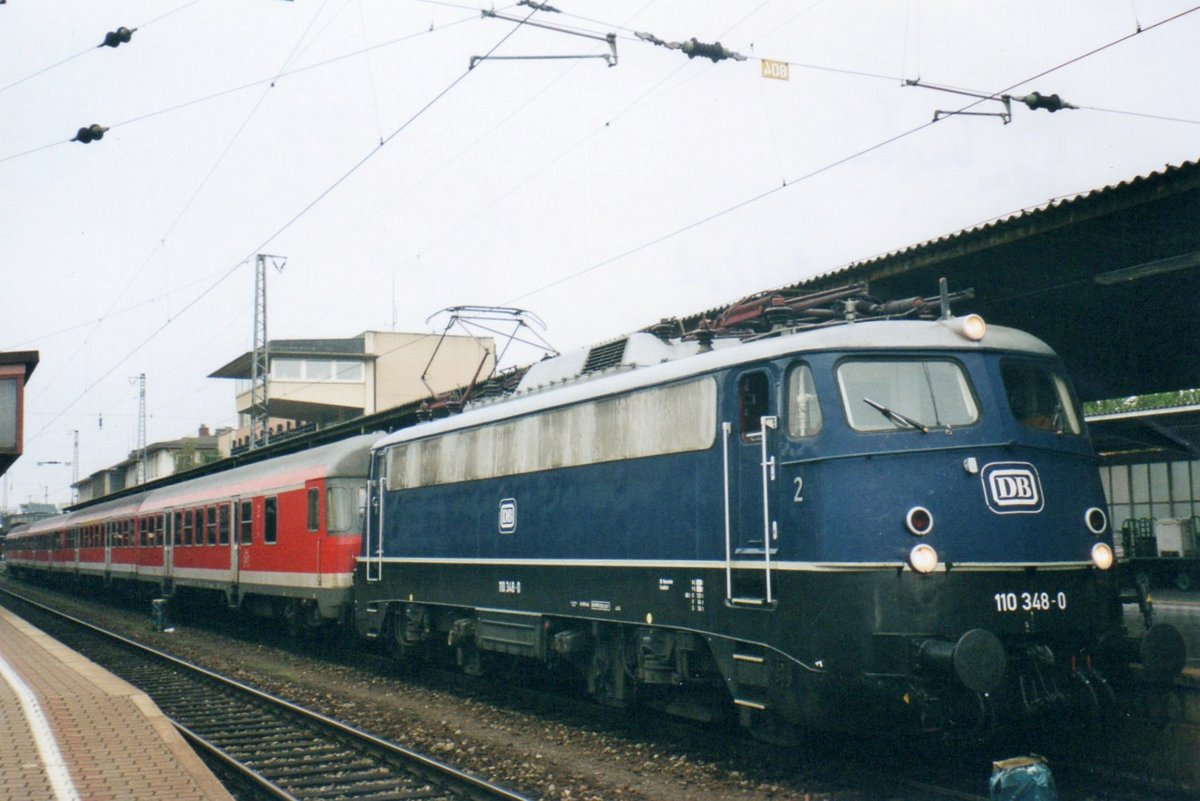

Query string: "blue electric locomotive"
[[354, 297, 1184, 735]]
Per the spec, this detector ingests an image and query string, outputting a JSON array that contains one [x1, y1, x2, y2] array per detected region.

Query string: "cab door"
[[365, 450, 387, 583], [723, 368, 781, 605]]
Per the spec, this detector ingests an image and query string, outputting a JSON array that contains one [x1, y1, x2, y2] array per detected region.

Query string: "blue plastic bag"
[[989, 755, 1057, 801]]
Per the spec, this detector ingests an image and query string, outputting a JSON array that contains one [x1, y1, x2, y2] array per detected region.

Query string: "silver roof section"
[[375, 317, 1055, 450]]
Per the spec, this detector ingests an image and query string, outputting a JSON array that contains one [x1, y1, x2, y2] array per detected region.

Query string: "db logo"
[[981, 463, 1044, 514], [498, 498, 518, 534]]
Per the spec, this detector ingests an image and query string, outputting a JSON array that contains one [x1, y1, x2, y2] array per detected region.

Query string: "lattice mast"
[[250, 254, 285, 450]]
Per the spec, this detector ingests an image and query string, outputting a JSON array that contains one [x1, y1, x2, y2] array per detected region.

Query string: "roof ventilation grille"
[[581, 338, 628, 374]]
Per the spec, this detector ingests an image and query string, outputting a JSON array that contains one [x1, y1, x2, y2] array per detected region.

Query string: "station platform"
[[0, 606, 233, 801]]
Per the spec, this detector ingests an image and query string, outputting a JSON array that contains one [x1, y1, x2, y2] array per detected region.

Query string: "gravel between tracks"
[[1, 578, 876, 801]]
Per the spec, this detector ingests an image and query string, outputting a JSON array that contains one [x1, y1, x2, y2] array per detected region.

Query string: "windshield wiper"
[[863, 397, 929, 433]]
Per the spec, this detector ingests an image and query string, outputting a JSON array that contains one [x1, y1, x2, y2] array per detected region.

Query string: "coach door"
[[723, 369, 780, 606], [365, 450, 387, 582], [233, 499, 252, 590]]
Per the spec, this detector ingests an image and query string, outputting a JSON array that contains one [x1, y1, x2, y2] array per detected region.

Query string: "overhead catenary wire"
[[24, 0, 341, 425], [26, 6, 544, 449], [0, 0, 207, 96], [0, 10, 485, 166], [503, 3, 1200, 306]]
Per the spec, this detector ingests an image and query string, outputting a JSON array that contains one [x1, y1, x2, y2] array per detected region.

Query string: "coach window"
[[205, 507, 217, 545], [218, 504, 231, 545], [182, 510, 193, 546], [264, 497, 278, 544], [786, 364, 822, 438], [738, 372, 771, 442], [156, 515, 165, 547], [326, 486, 356, 534], [239, 500, 253, 544], [307, 488, 320, 532]]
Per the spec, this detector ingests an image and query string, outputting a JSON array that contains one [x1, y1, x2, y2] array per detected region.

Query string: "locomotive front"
[[768, 316, 1186, 733]]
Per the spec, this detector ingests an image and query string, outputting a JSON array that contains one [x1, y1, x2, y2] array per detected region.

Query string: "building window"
[[271, 357, 364, 383]]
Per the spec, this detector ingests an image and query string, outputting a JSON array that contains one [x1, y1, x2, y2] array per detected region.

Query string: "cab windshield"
[[1000, 359, 1082, 435], [837, 359, 979, 432]]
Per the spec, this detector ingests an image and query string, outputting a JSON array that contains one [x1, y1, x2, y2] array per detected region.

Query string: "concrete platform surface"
[[0, 606, 234, 801]]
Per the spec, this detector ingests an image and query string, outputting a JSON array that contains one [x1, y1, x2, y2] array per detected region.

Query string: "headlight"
[[909, 543, 939, 574], [1091, 542, 1114, 570], [943, 314, 986, 341]]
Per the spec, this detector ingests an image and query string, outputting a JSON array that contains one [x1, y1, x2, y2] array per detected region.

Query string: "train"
[[3, 286, 1187, 738]]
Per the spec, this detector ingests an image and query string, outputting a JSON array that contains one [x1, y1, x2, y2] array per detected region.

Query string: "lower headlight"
[[1091, 542, 1114, 570], [909, 543, 939, 574]]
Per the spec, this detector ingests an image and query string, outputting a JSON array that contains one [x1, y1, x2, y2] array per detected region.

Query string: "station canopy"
[[692, 159, 1200, 464]]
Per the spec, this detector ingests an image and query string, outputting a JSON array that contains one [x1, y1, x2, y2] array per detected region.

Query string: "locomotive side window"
[[786, 364, 822, 438], [837, 359, 978, 432], [739, 372, 771, 441], [264, 497, 278, 544], [307, 488, 320, 532], [239, 500, 253, 544], [1000, 359, 1081, 435]]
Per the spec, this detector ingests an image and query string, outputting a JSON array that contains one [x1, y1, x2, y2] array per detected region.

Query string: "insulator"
[[72, 124, 108, 143], [681, 38, 731, 62], [101, 26, 134, 48], [1019, 91, 1071, 112]]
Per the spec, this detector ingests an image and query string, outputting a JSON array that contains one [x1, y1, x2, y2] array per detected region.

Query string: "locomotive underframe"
[[353, 558, 1135, 734]]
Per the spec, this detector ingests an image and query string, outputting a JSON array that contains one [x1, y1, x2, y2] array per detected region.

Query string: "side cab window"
[[786, 363, 822, 438], [738, 372, 772, 442]]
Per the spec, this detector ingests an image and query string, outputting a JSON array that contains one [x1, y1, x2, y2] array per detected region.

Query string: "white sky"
[[2, 0, 1198, 507]]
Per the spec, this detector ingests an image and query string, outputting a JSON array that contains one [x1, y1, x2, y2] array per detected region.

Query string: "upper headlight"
[[943, 314, 986, 341], [1091, 542, 1114, 570]]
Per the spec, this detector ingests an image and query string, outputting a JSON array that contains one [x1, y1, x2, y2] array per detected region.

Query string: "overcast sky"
[[3, 0, 1198, 507]]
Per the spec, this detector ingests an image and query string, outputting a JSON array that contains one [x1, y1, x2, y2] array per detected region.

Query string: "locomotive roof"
[[374, 317, 1055, 450]]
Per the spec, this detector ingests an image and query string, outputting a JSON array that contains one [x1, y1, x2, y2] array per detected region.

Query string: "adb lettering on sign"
[[981, 463, 1044, 514]]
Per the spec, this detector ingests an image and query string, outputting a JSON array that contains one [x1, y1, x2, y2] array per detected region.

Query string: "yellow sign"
[[761, 59, 789, 81]]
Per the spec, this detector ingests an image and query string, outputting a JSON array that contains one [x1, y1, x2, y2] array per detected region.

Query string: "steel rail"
[[0, 587, 530, 801]]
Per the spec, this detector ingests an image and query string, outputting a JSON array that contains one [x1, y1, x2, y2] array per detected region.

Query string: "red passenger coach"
[[3, 434, 377, 630]]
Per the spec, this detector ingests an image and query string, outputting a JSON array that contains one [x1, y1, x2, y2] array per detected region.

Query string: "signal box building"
[[0, 350, 38, 477], [209, 330, 495, 451]]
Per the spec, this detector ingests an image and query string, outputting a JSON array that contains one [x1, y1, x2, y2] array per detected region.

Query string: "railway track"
[[3, 578, 1194, 801], [0, 587, 530, 801]]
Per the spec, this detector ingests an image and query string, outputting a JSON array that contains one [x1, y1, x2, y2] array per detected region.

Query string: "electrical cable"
[[0, 0, 207, 96], [25, 7, 542, 449], [502, 4, 1200, 306], [0, 11, 483, 166], [24, 0, 340, 417]]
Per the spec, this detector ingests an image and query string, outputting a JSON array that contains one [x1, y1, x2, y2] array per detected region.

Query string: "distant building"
[[208, 330, 495, 451], [73, 424, 226, 502], [0, 501, 58, 541]]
